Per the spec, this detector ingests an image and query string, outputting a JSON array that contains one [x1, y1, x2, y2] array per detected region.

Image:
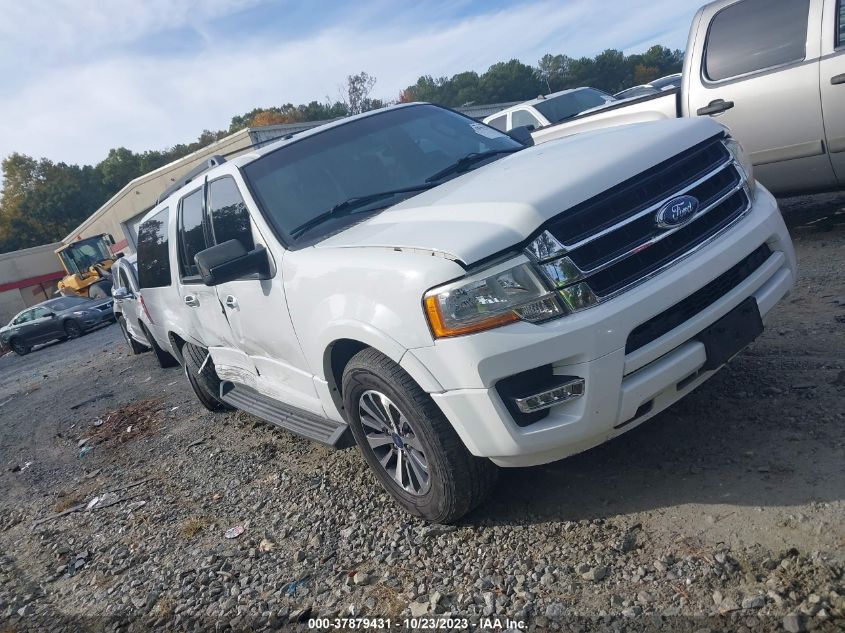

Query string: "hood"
[[57, 298, 113, 315], [316, 117, 724, 266]]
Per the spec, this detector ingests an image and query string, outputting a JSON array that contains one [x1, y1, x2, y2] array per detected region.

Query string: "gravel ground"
[[0, 196, 843, 632]]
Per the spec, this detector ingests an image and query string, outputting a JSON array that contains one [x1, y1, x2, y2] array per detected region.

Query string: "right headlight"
[[423, 259, 564, 338], [723, 136, 756, 198]]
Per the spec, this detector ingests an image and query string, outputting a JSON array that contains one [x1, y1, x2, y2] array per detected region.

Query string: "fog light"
[[513, 378, 585, 413]]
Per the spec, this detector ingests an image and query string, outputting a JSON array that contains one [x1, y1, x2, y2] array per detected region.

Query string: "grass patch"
[[181, 516, 210, 538]]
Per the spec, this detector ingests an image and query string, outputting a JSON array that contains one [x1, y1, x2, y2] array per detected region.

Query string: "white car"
[[111, 254, 178, 367], [482, 87, 615, 133], [136, 103, 795, 522]]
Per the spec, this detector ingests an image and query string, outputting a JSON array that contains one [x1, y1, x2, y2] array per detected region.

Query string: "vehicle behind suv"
[[112, 254, 179, 368], [0, 296, 115, 355], [137, 103, 795, 523]]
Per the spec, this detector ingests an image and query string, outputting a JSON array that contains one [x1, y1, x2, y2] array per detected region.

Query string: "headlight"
[[72, 310, 92, 317], [723, 137, 756, 198], [424, 259, 564, 338]]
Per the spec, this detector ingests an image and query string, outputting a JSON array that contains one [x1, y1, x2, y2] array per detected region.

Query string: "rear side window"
[[178, 189, 208, 280], [704, 0, 810, 81], [208, 177, 255, 251], [511, 109, 541, 129], [838, 0, 844, 48], [486, 115, 507, 131], [137, 208, 172, 288]]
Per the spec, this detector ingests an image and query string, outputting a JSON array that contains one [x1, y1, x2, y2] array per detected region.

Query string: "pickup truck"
[[136, 103, 795, 523], [508, 0, 845, 196]]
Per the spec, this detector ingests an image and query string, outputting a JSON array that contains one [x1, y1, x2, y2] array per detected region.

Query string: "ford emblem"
[[655, 195, 699, 229]]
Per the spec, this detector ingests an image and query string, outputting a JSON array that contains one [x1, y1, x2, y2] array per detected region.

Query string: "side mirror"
[[113, 287, 132, 301], [195, 240, 271, 286], [46, 312, 56, 319], [507, 125, 535, 147]]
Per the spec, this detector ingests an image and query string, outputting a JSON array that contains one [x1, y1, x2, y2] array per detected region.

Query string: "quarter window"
[[178, 189, 208, 280], [704, 0, 810, 81], [511, 109, 541, 129], [486, 115, 507, 132], [137, 208, 172, 288], [208, 177, 254, 251]]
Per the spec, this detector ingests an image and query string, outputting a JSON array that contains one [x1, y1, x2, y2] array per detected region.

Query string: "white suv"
[[136, 103, 795, 523]]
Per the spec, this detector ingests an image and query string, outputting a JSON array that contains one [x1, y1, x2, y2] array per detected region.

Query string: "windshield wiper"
[[290, 184, 437, 240], [425, 148, 522, 183]]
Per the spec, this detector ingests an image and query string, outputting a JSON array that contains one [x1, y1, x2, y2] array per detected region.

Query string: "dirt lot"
[[0, 196, 843, 632]]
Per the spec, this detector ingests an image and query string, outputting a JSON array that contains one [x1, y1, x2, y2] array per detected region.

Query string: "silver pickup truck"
[[514, 0, 845, 196]]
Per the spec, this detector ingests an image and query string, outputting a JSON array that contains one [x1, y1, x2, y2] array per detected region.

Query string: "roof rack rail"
[[156, 155, 226, 204]]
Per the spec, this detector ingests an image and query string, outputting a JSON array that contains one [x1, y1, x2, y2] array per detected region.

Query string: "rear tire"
[[88, 280, 112, 299], [139, 323, 178, 368], [63, 320, 83, 339], [182, 343, 234, 412], [9, 338, 30, 356], [342, 348, 497, 524], [117, 316, 147, 355]]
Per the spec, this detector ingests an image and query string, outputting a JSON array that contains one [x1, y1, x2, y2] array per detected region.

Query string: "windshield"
[[242, 104, 521, 244], [44, 297, 91, 311], [60, 237, 112, 273], [533, 88, 615, 123]]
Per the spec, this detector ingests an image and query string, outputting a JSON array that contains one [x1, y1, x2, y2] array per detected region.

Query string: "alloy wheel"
[[65, 321, 82, 338], [358, 389, 431, 495]]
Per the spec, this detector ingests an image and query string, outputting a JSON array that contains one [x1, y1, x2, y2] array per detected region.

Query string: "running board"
[[219, 382, 353, 448]]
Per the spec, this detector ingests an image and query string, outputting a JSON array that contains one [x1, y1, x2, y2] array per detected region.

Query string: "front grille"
[[625, 243, 771, 354], [526, 135, 752, 308]]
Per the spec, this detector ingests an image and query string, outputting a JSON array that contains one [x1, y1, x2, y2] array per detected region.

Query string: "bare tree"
[[341, 71, 378, 115]]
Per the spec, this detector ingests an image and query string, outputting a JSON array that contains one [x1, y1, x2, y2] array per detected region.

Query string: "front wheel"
[[9, 338, 31, 356], [63, 320, 83, 339], [182, 343, 233, 412], [342, 348, 497, 524]]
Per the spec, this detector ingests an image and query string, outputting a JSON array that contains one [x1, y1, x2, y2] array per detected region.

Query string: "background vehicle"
[[138, 104, 794, 523], [515, 0, 845, 195], [112, 254, 178, 367], [613, 73, 682, 99], [55, 234, 119, 298], [482, 87, 615, 132], [0, 296, 114, 355]]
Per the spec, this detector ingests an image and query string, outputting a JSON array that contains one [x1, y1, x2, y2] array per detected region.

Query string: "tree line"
[[0, 46, 682, 253]]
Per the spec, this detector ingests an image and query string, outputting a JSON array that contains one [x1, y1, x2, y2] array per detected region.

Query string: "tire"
[[9, 338, 30, 356], [88, 280, 112, 299], [63, 320, 83, 339], [139, 323, 178, 368], [342, 348, 497, 523], [182, 343, 234, 412], [117, 316, 147, 355]]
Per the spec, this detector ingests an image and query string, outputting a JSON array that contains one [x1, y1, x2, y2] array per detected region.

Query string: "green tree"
[[479, 60, 544, 103]]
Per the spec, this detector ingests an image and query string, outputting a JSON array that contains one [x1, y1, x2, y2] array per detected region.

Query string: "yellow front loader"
[[55, 234, 119, 299]]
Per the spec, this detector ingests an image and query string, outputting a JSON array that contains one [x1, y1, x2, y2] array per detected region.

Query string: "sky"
[[0, 0, 702, 170]]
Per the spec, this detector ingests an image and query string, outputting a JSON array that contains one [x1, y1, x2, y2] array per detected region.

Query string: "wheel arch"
[[321, 325, 442, 419]]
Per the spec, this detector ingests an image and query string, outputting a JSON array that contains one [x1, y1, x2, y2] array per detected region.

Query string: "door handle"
[[697, 99, 735, 116], [224, 295, 238, 309], [184, 295, 200, 307], [832, 74, 845, 86]]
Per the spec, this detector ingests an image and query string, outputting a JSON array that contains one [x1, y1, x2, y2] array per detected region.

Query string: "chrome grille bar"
[[526, 138, 752, 312]]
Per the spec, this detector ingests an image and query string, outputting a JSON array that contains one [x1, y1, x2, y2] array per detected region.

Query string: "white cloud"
[[0, 0, 701, 168]]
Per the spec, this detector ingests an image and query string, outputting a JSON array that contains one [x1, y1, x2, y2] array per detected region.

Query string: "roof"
[[481, 88, 597, 120]]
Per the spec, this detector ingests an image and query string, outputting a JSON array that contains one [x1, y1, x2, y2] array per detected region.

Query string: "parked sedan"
[[0, 296, 115, 356]]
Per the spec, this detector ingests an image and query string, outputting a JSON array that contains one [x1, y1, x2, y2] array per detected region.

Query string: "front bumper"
[[411, 186, 795, 467]]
